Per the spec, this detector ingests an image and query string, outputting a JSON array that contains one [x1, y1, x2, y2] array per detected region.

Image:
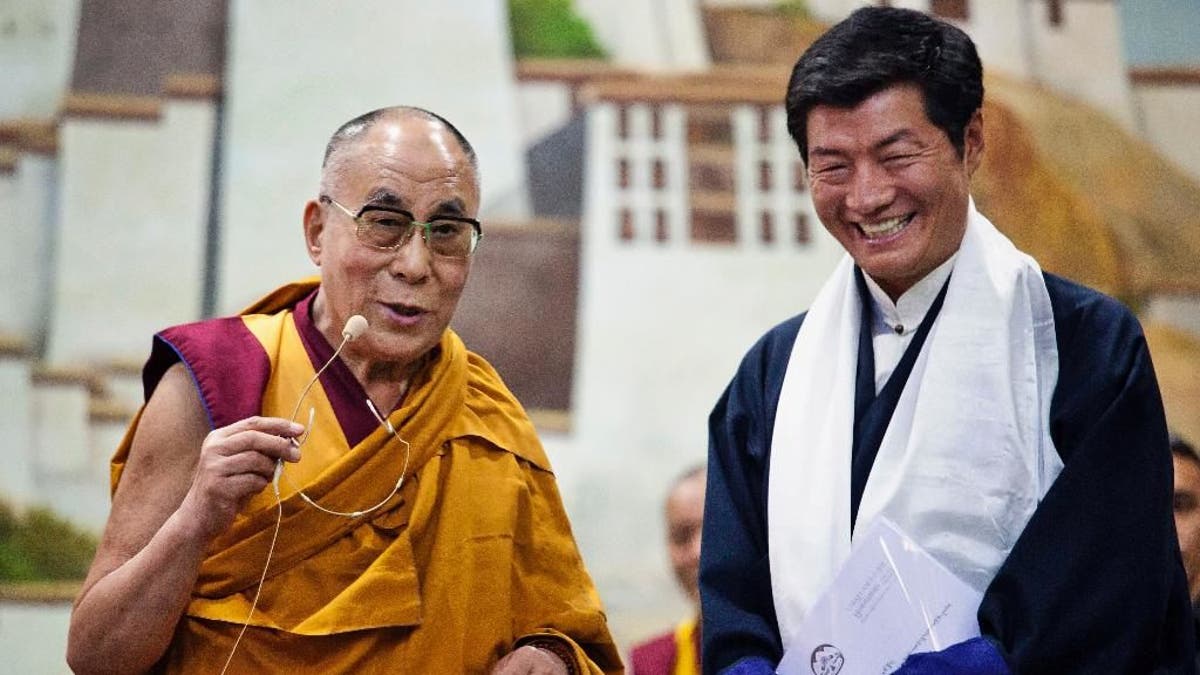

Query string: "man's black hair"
[[321, 106, 478, 171], [785, 6, 984, 164]]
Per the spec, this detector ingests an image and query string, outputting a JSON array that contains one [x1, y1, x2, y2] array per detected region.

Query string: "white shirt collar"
[[862, 252, 958, 335]]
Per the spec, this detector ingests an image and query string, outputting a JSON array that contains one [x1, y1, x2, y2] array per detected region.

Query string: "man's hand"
[[177, 416, 304, 540], [69, 366, 305, 674], [491, 645, 569, 675], [893, 637, 1010, 674]]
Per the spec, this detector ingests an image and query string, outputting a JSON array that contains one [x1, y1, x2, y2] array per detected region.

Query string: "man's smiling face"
[[805, 82, 983, 299]]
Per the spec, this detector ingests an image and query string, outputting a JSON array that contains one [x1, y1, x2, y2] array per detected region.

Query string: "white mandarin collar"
[[863, 252, 958, 335]]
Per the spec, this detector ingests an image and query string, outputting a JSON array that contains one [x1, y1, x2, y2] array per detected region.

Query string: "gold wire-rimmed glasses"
[[319, 194, 482, 258]]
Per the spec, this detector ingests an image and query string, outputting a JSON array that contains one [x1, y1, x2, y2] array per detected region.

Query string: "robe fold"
[[700, 272, 1195, 674], [111, 277, 622, 674]]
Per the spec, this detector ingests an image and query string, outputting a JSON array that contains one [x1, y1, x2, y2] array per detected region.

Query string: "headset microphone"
[[282, 313, 369, 468], [228, 310, 377, 673], [342, 314, 369, 342]]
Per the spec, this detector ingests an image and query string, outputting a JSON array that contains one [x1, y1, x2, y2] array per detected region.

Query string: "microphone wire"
[[220, 315, 410, 672], [220, 328, 351, 674], [219, 489, 283, 675]]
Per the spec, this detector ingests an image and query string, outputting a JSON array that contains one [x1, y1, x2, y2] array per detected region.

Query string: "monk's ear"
[[963, 109, 984, 176], [303, 199, 324, 266]]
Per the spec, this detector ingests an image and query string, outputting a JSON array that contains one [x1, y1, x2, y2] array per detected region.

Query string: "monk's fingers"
[[181, 458, 277, 540], [212, 449, 278, 482], [191, 448, 277, 496], [185, 419, 299, 540], [206, 416, 305, 445], [224, 472, 271, 501], [202, 427, 301, 463], [198, 473, 272, 524]]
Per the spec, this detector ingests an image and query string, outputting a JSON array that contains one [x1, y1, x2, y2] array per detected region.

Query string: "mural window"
[[620, 209, 634, 241], [761, 211, 775, 244], [1047, 0, 1063, 27], [795, 213, 811, 245]]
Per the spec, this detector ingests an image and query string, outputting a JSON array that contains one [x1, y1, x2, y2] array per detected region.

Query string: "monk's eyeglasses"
[[319, 195, 482, 258]]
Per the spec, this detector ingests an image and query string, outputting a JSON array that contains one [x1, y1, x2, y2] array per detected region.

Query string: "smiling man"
[[67, 107, 620, 674], [700, 7, 1194, 674]]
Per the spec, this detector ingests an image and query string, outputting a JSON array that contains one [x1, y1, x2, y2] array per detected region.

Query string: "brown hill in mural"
[[973, 96, 1127, 297], [978, 74, 1200, 299]]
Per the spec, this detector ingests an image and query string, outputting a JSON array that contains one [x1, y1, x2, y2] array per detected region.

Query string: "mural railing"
[[577, 68, 818, 253]]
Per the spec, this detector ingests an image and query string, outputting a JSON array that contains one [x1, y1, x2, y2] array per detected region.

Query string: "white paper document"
[[776, 517, 982, 675]]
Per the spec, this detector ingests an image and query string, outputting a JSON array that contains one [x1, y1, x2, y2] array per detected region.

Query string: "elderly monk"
[[700, 7, 1193, 675], [67, 107, 621, 674]]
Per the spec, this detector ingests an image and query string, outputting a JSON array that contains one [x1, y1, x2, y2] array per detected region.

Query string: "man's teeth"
[[859, 215, 911, 239]]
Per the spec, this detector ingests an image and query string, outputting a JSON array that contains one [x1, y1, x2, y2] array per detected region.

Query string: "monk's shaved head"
[[322, 106, 478, 173]]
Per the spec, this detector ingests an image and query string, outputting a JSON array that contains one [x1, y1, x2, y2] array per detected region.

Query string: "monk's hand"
[[491, 644, 570, 675], [179, 416, 304, 539]]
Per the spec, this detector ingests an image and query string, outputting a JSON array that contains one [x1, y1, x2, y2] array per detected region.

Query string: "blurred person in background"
[[630, 465, 705, 675], [1172, 432, 1200, 673]]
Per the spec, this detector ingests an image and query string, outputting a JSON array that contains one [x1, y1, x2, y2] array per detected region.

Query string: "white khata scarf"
[[767, 203, 1063, 651]]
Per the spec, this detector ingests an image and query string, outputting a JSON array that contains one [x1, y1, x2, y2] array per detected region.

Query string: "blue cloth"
[[701, 273, 1197, 674], [721, 656, 776, 675], [894, 637, 1009, 674]]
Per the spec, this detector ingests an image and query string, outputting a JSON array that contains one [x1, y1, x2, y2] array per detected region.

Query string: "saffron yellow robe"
[[111, 278, 622, 673]]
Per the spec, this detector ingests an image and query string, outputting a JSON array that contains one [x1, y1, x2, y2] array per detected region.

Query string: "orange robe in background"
[[110, 278, 622, 673]]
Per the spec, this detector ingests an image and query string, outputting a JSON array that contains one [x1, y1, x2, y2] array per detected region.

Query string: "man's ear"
[[303, 199, 324, 266], [963, 109, 985, 177]]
